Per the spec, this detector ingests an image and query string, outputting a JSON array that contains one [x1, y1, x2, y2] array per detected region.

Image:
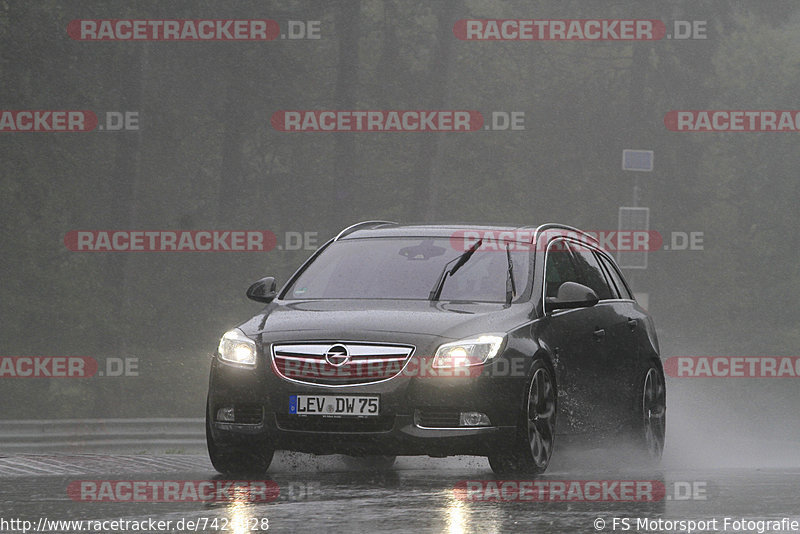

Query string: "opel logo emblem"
[[324, 344, 350, 367]]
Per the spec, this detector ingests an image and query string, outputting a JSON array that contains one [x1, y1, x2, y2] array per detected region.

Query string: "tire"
[[206, 407, 274, 475], [488, 359, 556, 475], [636, 361, 666, 462]]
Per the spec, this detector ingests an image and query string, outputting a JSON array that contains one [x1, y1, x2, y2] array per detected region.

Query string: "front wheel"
[[206, 409, 274, 475], [488, 360, 556, 475]]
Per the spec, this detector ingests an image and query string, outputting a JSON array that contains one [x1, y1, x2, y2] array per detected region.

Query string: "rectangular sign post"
[[622, 149, 653, 208], [622, 149, 654, 172], [617, 206, 650, 269], [619, 149, 653, 269]]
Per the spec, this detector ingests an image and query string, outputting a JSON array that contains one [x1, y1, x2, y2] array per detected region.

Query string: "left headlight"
[[433, 334, 506, 368], [217, 328, 257, 367]]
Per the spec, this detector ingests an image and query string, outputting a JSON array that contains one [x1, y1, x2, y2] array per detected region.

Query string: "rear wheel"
[[489, 360, 556, 475], [206, 407, 274, 475], [637, 362, 666, 461]]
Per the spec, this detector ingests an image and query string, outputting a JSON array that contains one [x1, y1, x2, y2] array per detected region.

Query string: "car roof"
[[335, 221, 604, 251], [337, 223, 535, 241], [334, 220, 603, 249]]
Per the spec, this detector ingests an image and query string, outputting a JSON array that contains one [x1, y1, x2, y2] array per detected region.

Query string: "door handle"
[[593, 328, 606, 340], [627, 318, 638, 330]]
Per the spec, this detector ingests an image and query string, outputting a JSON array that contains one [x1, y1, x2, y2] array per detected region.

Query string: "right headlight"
[[217, 328, 257, 367], [432, 334, 506, 368]]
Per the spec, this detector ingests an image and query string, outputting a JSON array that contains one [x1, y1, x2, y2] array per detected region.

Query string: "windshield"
[[283, 237, 530, 302]]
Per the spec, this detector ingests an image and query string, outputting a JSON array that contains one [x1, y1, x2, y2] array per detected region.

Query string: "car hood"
[[237, 299, 531, 342]]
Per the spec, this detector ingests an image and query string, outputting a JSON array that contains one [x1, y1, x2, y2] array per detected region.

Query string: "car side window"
[[597, 253, 633, 300], [567, 242, 614, 300], [595, 252, 621, 299], [544, 239, 580, 299]]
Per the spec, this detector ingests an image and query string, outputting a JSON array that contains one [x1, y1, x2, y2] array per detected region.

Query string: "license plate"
[[289, 395, 380, 416]]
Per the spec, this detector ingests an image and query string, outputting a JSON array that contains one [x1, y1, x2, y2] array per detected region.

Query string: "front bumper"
[[207, 338, 531, 457], [209, 413, 517, 456]]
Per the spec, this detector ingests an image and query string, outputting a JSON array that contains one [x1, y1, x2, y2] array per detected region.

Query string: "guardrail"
[[0, 418, 205, 453]]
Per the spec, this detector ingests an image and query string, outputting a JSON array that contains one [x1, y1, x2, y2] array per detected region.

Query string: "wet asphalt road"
[[2, 447, 799, 534]]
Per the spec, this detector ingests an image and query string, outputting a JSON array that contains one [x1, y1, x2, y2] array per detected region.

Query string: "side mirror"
[[246, 277, 277, 303], [545, 282, 599, 311]]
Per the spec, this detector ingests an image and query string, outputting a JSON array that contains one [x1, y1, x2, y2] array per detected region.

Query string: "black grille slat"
[[415, 410, 461, 428], [276, 414, 395, 433]]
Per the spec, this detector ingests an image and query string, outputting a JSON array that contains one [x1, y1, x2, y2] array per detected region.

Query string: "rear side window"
[[597, 253, 634, 300], [568, 242, 614, 300]]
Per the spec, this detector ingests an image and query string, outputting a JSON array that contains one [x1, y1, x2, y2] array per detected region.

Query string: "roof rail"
[[513, 223, 600, 245], [334, 220, 398, 241]]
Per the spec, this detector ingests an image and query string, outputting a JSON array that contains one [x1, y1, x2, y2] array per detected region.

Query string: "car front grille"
[[414, 409, 461, 428], [271, 342, 415, 386], [275, 414, 395, 433]]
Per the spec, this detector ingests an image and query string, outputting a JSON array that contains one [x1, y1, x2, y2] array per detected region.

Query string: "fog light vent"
[[216, 406, 235, 422], [459, 412, 490, 427]]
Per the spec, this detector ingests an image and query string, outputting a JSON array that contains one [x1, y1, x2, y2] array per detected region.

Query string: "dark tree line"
[[2, 1, 799, 417]]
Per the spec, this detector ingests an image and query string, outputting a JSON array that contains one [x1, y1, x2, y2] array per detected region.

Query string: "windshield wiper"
[[505, 244, 516, 305], [428, 239, 483, 301]]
